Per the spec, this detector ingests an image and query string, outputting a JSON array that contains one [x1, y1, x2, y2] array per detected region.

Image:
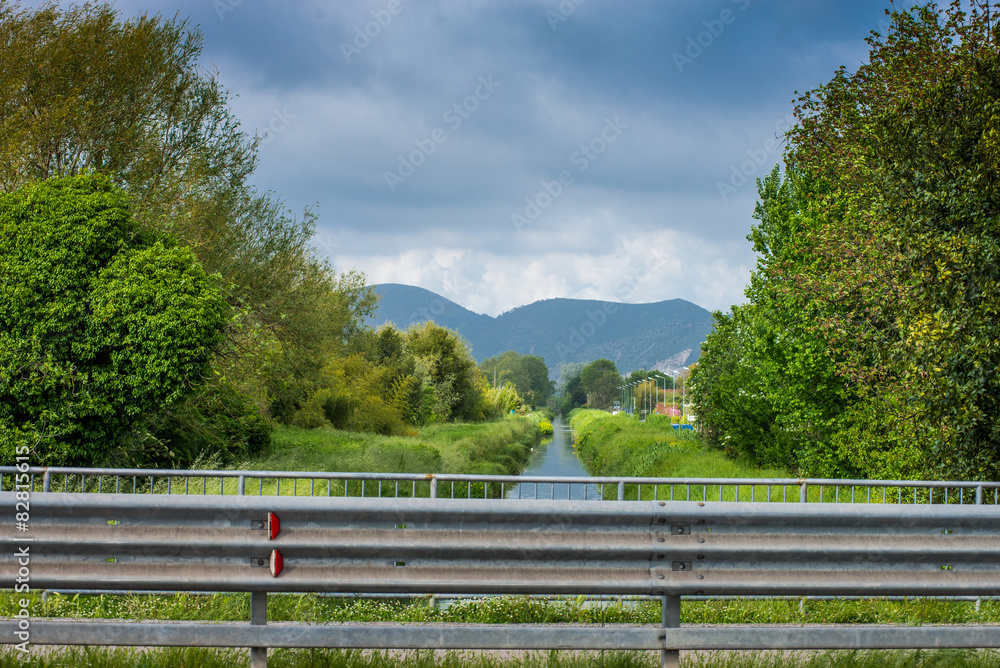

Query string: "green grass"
[[5, 592, 1000, 627], [0, 648, 658, 668], [23, 415, 544, 498], [250, 427, 445, 475], [257, 414, 541, 477], [569, 409, 790, 481], [566, 410, 980, 505], [683, 652, 1000, 668], [2, 647, 999, 668]]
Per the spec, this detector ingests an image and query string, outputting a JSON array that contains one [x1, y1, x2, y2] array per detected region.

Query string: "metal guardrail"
[[3, 466, 999, 504], [3, 489, 1000, 667]]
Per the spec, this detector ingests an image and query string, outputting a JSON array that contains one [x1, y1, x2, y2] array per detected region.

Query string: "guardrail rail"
[[3, 466, 999, 504], [3, 467, 1000, 668]]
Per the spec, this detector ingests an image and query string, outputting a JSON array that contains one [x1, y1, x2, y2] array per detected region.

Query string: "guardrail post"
[[617, 481, 625, 501], [429, 476, 437, 499], [250, 592, 267, 668], [976, 485, 983, 505], [800, 482, 808, 504], [43, 470, 51, 493], [661, 595, 680, 668], [238, 475, 246, 496]]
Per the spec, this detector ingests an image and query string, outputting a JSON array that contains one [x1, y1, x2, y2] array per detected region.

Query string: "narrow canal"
[[507, 415, 601, 500]]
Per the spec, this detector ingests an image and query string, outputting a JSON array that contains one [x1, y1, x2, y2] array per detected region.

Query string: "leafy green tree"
[[698, 3, 1000, 480], [290, 352, 415, 436], [748, 169, 852, 474], [784, 2, 1000, 479], [556, 364, 588, 414], [355, 325, 427, 427], [480, 351, 555, 408], [579, 359, 621, 411], [0, 174, 227, 465], [405, 322, 484, 422], [519, 355, 555, 407], [0, 2, 379, 443]]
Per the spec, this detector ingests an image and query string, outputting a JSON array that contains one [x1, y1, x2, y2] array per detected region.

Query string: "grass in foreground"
[[5, 593, 1000, 627], [2, 648, 999, 668]]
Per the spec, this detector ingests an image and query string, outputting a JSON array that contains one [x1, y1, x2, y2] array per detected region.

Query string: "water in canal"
[[506, 415, 601, 500]]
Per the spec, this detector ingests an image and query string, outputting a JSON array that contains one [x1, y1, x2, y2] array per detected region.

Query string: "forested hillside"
[[371, 283, 712, 376]]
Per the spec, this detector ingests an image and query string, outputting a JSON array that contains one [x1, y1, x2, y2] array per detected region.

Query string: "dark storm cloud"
[[27, 0, 916, 313]]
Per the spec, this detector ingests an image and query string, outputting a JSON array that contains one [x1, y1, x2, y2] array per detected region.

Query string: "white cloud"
[[335, 228, 751, 316]]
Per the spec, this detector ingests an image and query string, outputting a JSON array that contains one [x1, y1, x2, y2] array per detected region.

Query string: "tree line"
[[691, 3, 1000, 481], [0, 3, 540, 468]]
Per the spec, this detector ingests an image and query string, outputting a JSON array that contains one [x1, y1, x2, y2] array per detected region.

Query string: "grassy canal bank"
[[248, 413, 547, 478], [567, 409, 789, 480]]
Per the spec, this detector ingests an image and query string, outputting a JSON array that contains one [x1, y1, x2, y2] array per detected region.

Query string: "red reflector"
[[269, 549, 283, 577], [268, 512, 280, 540]]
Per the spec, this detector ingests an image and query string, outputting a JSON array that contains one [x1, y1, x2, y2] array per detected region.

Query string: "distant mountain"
[[368, 284, 714, 377]]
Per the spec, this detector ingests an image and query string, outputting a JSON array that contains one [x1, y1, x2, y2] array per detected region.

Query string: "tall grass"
[[20, 415, 544, 498], [3, 646, 999, 667], [6, 591, 1000, 627], [255, 415, 539, 477], [566, 410, 991, 505], [569, 410, 789, 481]]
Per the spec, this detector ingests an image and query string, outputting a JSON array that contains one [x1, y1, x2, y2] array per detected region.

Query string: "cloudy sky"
[[37, 0, 910, 315]]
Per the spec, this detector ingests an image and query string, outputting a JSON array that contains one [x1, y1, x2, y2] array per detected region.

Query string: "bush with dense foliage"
[[480, 383, 524, 419], [0, 174, 227, 465]]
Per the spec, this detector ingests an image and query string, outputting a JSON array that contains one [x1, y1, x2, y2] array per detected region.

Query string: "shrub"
[[0, 174, 227, 465]]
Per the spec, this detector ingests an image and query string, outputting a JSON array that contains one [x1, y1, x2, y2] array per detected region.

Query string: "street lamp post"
[[681, 366, 690, 424], [671, 372, 677, 421], [642, 377, 647, 421], [642, 374, 649, 419], [646, 376, 653, 418], [651, 373, 667, 416]]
